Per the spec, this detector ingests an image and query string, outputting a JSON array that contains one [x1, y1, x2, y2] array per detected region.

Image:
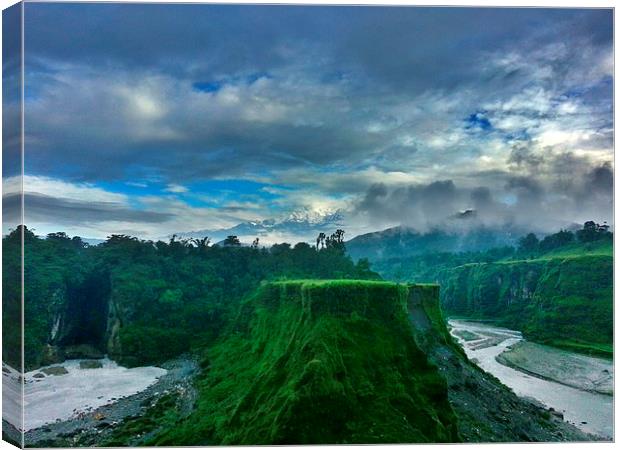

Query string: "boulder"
[[64, 344, 105, 360], [41, 366, 69, 376], [40, 344, 65, 366], [79, 360, 103, 369], [33, 373, 46, 379]]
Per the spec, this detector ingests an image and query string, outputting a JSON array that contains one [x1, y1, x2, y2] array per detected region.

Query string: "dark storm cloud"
[[354, 180, 461, 230], [22, 5, 613, 184], [587, 162, 614, 194], [2, 193, 21, 229], [3, 193, 174, 226], [3, 3, 22, 178], [505, 176, 544, 200], [24, 5, 610, 91]]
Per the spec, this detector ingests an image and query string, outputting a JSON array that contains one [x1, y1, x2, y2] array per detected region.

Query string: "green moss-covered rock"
[[152, 280, 460, 445]]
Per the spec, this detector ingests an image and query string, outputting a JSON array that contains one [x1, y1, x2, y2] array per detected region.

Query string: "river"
[[448, 320, 613, 439]]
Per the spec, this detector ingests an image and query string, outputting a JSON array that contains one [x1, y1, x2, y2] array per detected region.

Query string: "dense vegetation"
[[4, 221, 610, 445], [2, 228, 22, 369], [151, 281, 460, 445], [369, 223, 613, 357], [4, 221, 612, 368], [4, 226, 378, 370], [368, 223, 612, 282], [440, 254, 612, 357]]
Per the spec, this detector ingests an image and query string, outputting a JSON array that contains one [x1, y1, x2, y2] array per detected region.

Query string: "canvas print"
[[1, 2, 614, 447]]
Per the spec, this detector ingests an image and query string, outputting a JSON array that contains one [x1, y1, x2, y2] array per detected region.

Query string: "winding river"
[[449, 320, 613, 440]]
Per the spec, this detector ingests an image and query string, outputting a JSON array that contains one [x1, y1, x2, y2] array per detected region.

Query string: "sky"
[[2, 4, 614, 242]]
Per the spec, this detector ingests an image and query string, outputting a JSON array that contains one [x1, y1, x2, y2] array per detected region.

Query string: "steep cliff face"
[[153, 280, 461, 445], [440, 255, 613, 356], [403, 283, 591, 442], [30, 271, 112, 369]]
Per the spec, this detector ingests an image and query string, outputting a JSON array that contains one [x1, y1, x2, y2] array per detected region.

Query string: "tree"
[[518, 233, 539, 254], [223, 235, 241, 246], [539, 229, 574, 252], [333, 229, 345, 244], [576, 221, 612, 243], [316, 232, 326, 251], [159, 289, 184, 309], [47, 232, 70, 242], [192, 237, 211, 249], [325, 229, 346, 253], [251, 238, 260, 249]]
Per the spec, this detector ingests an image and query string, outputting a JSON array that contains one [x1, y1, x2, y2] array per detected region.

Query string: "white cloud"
[[5, 175, 128, 204], [164, 183, 189, 193]]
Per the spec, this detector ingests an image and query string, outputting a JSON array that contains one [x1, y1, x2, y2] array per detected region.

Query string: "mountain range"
[[173, 209, 345, 245]]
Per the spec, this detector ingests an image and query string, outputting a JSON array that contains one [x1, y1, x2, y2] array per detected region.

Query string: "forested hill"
[[369, 222, 613, 358], [345, 226, 517, 262], [3, 226, 379, 371], [440, 252, 613, 357], [367, 222, 612, 283]]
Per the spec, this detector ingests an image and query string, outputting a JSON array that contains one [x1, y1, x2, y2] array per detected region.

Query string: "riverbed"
[[448, 320, 613, 440], [2, 358, 166, 432]]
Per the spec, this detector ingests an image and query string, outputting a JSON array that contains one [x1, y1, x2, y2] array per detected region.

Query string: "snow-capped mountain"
[[173, 209, 345, 245]]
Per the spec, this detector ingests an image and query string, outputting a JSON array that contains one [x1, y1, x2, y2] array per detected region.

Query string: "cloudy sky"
[[3, 4, 614, 242]]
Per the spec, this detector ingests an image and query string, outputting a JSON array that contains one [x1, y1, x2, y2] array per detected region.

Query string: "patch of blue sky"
[[562, 86, 589, 99], [465, 111, 492, 131], [193, 72, 272, 93], [245, 72, 272, 84], [501, 193, 518, 205], [192, 80, 222, 93], [98, 177, 291, 210], [185, 179, 285, 198], [24, 88, 39, 102], [97, 180, 163, 198]]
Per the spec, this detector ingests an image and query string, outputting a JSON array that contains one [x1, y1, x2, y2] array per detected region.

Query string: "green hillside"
[[362, 226, 613, 358], [440, 254, 613, 357], [345, 226, 514, 262], [152, 280, 460, 445]]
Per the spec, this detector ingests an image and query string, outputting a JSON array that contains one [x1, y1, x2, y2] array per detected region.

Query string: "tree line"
[[3, 226, 377, 369]]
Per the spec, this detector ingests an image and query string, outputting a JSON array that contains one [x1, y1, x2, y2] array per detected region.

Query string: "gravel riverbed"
[[22, 357, 198, 447]]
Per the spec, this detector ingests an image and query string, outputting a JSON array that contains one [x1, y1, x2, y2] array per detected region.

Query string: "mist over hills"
[[345, 225, 522, 262], [79, 212, 584, 255]]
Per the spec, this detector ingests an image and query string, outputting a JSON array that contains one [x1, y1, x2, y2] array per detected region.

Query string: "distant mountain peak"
[[172, 209, 345, 244], [283, 208, 344, 224]]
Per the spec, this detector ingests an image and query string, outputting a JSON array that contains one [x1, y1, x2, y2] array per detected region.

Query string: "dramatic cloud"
[[352, 162, 613, 234], [7, 5, 613, 240]]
